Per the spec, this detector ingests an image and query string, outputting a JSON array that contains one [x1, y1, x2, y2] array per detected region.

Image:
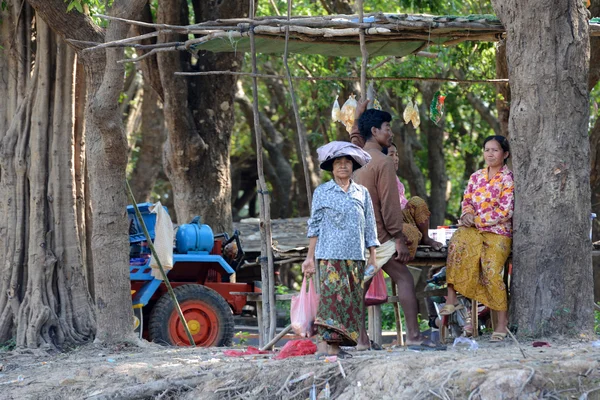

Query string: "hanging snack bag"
[[403, 100, 420, 129], [331, 95, 341, 123], [373, 98, 382, 110], [411, 104, 420, 129], [340, 94, 358, 133], [430, 91, 446, 126]]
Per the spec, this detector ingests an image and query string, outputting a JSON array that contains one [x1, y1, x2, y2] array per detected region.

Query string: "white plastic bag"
[[149, 202, 174, 280]]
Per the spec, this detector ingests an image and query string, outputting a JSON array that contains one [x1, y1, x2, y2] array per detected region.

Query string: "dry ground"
[[1, 335, 600, 400]]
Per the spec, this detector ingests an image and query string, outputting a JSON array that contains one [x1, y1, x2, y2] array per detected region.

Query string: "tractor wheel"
[[148, 284, 234, 347]]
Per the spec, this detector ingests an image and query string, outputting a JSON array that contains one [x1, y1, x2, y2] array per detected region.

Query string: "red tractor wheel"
[[148, 284, 234, 347]]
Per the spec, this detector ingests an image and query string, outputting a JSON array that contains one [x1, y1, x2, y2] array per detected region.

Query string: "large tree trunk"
[[0, 4, 95, 348], [157, 0, 248, 233], [589, 0, 600, 302], [28, 0, 146, 345], [491, 0, 593, 336]]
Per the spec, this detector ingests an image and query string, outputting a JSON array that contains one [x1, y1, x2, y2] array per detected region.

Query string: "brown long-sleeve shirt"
[[352, 132, 404, 244]]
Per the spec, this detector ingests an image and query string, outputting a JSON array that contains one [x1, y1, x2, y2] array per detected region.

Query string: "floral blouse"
[[307, 180, 379, 260], [461, 165, 514, 237]]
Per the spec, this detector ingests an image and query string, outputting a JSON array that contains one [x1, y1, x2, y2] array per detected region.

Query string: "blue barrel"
[[176, 222, 214, 254]]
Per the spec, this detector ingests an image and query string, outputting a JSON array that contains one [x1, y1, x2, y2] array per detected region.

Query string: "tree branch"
[[26, 0, 104, 49]]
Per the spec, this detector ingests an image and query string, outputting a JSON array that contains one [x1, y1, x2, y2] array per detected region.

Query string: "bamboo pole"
[[173, 70, 509, 85], [125, 181, 195, 347], [249, 1, 276, 346], [357, 0, 368, 99]]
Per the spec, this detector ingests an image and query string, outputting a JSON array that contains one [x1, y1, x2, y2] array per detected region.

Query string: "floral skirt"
[[446, 227, 512, 311], [403, 196, 431, 259], [314, 259, 364, 346]]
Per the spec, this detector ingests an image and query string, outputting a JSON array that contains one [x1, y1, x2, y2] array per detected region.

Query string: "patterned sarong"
[[446, 227, 511, 311], [314, 259, 365, 346], [402, 196, 431, 259]]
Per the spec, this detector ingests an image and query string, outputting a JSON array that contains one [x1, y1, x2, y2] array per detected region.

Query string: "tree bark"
[[129, 83, 167, 203], [157, 0, 248, 233], [491, 0, 593, 336], [495, 39, 511, 138], [589, 0, 600, 302]]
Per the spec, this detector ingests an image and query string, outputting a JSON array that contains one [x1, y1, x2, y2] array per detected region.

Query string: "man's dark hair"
[[358, 109, 392, 141]]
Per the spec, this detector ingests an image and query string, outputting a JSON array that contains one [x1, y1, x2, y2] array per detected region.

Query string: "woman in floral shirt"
[[442, 135, 514, 342], [302, 141, 378, 358]]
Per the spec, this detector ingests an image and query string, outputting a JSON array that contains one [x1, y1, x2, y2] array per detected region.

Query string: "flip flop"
[[315, 352, 329, 360], [490, 332, 507, 342], [439, 304, 464, 316], [369, 340, 383, 351]]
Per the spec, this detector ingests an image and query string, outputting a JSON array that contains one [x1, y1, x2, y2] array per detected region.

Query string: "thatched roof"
[[189, 13, 600, 58]]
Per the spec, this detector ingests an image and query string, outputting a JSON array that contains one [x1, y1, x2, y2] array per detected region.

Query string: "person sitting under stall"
[[384, 142, 443, 257]]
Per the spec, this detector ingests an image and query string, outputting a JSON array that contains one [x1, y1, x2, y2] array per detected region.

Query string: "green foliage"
[[595, 303, 600, 335], [234, 331, 250, 346], [0, 337, 16, 352]]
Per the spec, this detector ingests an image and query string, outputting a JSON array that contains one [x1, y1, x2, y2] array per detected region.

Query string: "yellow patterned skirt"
[[446, 227, 511, 311], [402, 196, 430, 259]]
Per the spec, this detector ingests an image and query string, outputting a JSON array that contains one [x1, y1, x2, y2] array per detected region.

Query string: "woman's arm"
[[461, 173, 477, 218], [363, 189, 380, 249], [302, 237, 318, 276]]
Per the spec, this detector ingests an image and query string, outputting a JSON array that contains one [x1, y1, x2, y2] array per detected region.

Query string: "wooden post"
[[249, 2, 276, 345], [471, 300, 479, 338], [357, 0, 368, 99], [391, 282, 404, 346], [368, 305, 383, 345]]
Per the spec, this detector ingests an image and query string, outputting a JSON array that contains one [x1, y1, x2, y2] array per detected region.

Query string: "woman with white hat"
[[302, 141, 379, 358]]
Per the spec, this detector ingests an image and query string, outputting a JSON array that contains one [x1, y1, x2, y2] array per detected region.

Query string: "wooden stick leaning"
[[283, 0, 318, 292], [260, 324, 293, 351], [126, 181, 195, 347], [249, 1, 277, 345]]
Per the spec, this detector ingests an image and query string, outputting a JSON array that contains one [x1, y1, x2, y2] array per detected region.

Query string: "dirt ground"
[[1, 335, 600, 400]]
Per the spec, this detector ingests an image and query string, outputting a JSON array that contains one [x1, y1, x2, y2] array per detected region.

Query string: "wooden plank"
[[230, 292, 296, 301], [368, 305, 383, 345]]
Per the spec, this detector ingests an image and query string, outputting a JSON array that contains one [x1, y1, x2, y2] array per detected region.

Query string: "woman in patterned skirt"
[[441, 135, 514, 342], [302, 141, 379, 358]]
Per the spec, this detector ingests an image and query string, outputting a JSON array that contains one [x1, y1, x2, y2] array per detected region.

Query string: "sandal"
[[490, 332, 507, 342], [335, 350, 353, 359], [439, 304, 463, 316]]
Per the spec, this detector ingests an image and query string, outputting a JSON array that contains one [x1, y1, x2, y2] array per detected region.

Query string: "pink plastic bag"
[[365, 269, 388, 306], [275, 339, 317, 360], [290, 275, 320, 337]]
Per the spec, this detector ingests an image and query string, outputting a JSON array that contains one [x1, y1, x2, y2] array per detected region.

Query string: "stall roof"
[[190, 13, 600, 58]]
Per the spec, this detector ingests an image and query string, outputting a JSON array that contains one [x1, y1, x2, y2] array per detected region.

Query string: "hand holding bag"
[[365, 269, 388, 306], [290, 275, 320, 337]]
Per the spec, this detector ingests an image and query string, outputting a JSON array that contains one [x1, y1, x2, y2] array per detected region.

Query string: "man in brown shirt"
[[353, 103, 438, 350]]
